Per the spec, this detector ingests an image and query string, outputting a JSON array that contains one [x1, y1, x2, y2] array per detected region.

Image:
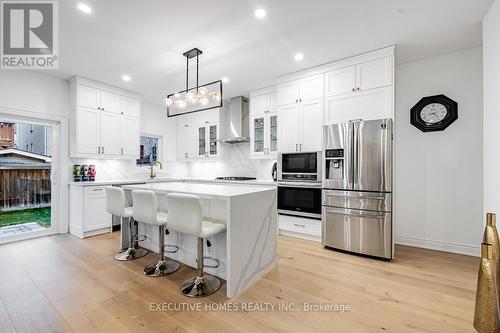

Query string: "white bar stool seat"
[[106, 187, 147, 261], [132, 190, 180, 277], [167, 193, 226, 298]]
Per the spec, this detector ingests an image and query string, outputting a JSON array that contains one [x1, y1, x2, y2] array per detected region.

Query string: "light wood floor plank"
[[0, 233, 479, 333]]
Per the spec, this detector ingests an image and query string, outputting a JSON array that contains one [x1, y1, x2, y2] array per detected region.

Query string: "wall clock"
[[410, 94, 458, 132]]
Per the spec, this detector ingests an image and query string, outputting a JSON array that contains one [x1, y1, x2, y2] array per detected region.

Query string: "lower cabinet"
[[69, 185, 111, 239], [278, 214, 321, 242]]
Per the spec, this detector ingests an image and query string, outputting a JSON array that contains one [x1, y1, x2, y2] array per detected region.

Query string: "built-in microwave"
[[278, 152, 322, 182]]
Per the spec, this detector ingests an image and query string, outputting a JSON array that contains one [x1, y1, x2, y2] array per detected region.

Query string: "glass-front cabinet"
[[197, 122, 219, 158], [250, 90, 278, 158], [250, 113, 278, 157]]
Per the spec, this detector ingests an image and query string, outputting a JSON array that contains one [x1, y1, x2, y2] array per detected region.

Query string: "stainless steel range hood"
[[219, 96, 250, 144]]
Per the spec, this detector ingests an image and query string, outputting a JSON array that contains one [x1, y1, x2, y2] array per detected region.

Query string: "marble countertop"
[[122, 181, 276, 199], [69, 177, 277, 187]]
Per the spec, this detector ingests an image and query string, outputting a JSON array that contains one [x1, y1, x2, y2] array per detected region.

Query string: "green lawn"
[[0, 207, 51, 228]]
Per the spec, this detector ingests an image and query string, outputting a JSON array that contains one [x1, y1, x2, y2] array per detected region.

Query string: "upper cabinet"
[[249, 89, 278, 158], [175, 109, 220, 161], [277, 74, 324, 152], [325, 56, 392, 97], [70, 77, 141, 159], [278, 74, 323, 106]]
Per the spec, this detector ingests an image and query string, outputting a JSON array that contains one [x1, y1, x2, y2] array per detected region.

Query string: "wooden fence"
[[0, 169, 51, 211]]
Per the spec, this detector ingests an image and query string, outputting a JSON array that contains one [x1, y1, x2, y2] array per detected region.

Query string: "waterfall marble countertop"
[[69, 177, 277, 187]]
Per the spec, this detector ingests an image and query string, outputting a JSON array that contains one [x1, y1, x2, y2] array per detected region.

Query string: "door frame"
[[0, 106, 69, 244]]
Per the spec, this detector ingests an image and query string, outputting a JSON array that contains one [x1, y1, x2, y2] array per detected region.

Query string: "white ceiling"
[[55, 0, 493, 105]]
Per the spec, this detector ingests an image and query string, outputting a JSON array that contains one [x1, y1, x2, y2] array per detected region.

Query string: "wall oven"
[[277, 152, 322, 218]]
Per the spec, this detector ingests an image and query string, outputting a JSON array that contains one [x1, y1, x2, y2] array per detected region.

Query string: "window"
[[136, 136, 159, 166]]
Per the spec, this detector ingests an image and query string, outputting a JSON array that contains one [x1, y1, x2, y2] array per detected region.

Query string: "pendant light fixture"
[[165, 48, 223, 117]]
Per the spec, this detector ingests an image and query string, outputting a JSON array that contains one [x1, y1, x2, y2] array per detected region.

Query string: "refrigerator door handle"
[[352, 121, 360, 189]]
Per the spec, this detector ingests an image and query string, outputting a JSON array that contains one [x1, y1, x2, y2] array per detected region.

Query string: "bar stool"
[[105, 187, 147, 261], [131, 190, 180, 277], [167, 193, 226, 298]]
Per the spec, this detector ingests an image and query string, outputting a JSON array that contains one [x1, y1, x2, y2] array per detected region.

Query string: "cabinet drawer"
[[84, 186, 107, 196], [279, 215, 321, 236]]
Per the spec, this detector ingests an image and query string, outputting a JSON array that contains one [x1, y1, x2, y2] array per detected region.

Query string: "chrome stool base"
[[144, 259, 180, 277], [114, 247, 148, 261], [180, 274, 221, 298]]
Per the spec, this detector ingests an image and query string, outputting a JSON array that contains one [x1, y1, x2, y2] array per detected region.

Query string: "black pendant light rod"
[[186, 56, 189, 91], [196, 53, 199, 92]]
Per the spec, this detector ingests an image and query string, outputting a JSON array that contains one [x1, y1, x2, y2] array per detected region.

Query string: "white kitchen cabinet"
[[100, 90, 121, 113], [121, 96, 140, 117], [75, 107, 100, 155], [278, 99, 323, 153], [325, 66, 357, 96], [278, 104, 301, 152], [250, 113, 277, 157], [278, 74, 323, 106], [356, 57, 392, 91], [70, 77, 141, 159], [300, 99, 323, 151], [69, 185, 111, 239], [120, 115, 140, 157], [249, 90, 278, 158], [100, 111, 121, 155], [176, 109, 220, 161], [196, 122, 219, 158], [324, 87, 392, 124], [325, 56, 392, 97], [78, 85, 100, 109]]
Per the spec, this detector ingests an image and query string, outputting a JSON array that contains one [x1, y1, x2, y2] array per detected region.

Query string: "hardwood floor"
[[0, 233, 479, 333]]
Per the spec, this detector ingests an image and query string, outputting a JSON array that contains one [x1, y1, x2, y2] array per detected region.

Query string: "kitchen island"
[[121, 182, 277, 298]]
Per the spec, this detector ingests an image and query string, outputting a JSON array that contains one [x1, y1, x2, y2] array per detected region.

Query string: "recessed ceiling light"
[[294, 53, 304, 62], [77, 3, 92, 14], [222, 77, 229, 83], [121, 75, 131, 82], [255, 8, 266, 19]]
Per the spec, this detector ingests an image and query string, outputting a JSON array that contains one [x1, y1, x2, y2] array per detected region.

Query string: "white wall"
[[394, 47, 483, 256], [483, 1, 500, 226]]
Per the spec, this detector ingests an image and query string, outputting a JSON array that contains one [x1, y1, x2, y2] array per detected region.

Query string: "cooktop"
[[215, 177, 257, 181]]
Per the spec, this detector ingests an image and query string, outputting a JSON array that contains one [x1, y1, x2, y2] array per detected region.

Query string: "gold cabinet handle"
[[357, 87, 360, 91], [294, 223, 306, 228], [102, 146, 104, 154], [352, 88, 356, 92], [98, 146, 100, 154]]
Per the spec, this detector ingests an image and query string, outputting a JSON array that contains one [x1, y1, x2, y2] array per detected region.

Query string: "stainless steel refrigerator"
[[322, 119, 393, 259]]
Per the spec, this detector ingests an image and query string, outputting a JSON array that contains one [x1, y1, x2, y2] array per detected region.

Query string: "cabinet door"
[[278, 104, 300, 152], [251, 115, 265, 155], [300, 99, 323, 152], [78, 84, 100, 109], [300, 74, 324, 101], [267, 92, 278, 114], [278, 80, 300, 106], [100, 111, 121, 155], [176, 125, 189, 160], [100, 90, 121, 113], [356, 57, 392, 91], [77, 107, 100, 155], [325, 66, 356, 97], [120, 115, 139, 157], [250, 94, 268, 116], [208, 123, 219, 157], [324, 87, 392, 124], [197, 126, 207, 157], [83, 190, 111, 232], [121, 96, 140, 117], [267, 113, 278, 154]]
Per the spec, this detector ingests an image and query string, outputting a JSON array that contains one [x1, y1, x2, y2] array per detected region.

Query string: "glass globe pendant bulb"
[[198, 87, 208, 96], [185, 91, 196, 103], [176, 100, 187, 109], [200, 97, 210, 106], [164, 97, 174, 106], [212, 92, 221, 101]]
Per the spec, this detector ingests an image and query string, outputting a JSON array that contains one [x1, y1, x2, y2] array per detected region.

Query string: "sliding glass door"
[[0, 116, 59, 244]]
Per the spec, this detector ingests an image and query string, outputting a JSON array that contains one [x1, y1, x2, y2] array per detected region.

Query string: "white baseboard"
[[395, 236, 480, 257], [279, 230, 321, 243]]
